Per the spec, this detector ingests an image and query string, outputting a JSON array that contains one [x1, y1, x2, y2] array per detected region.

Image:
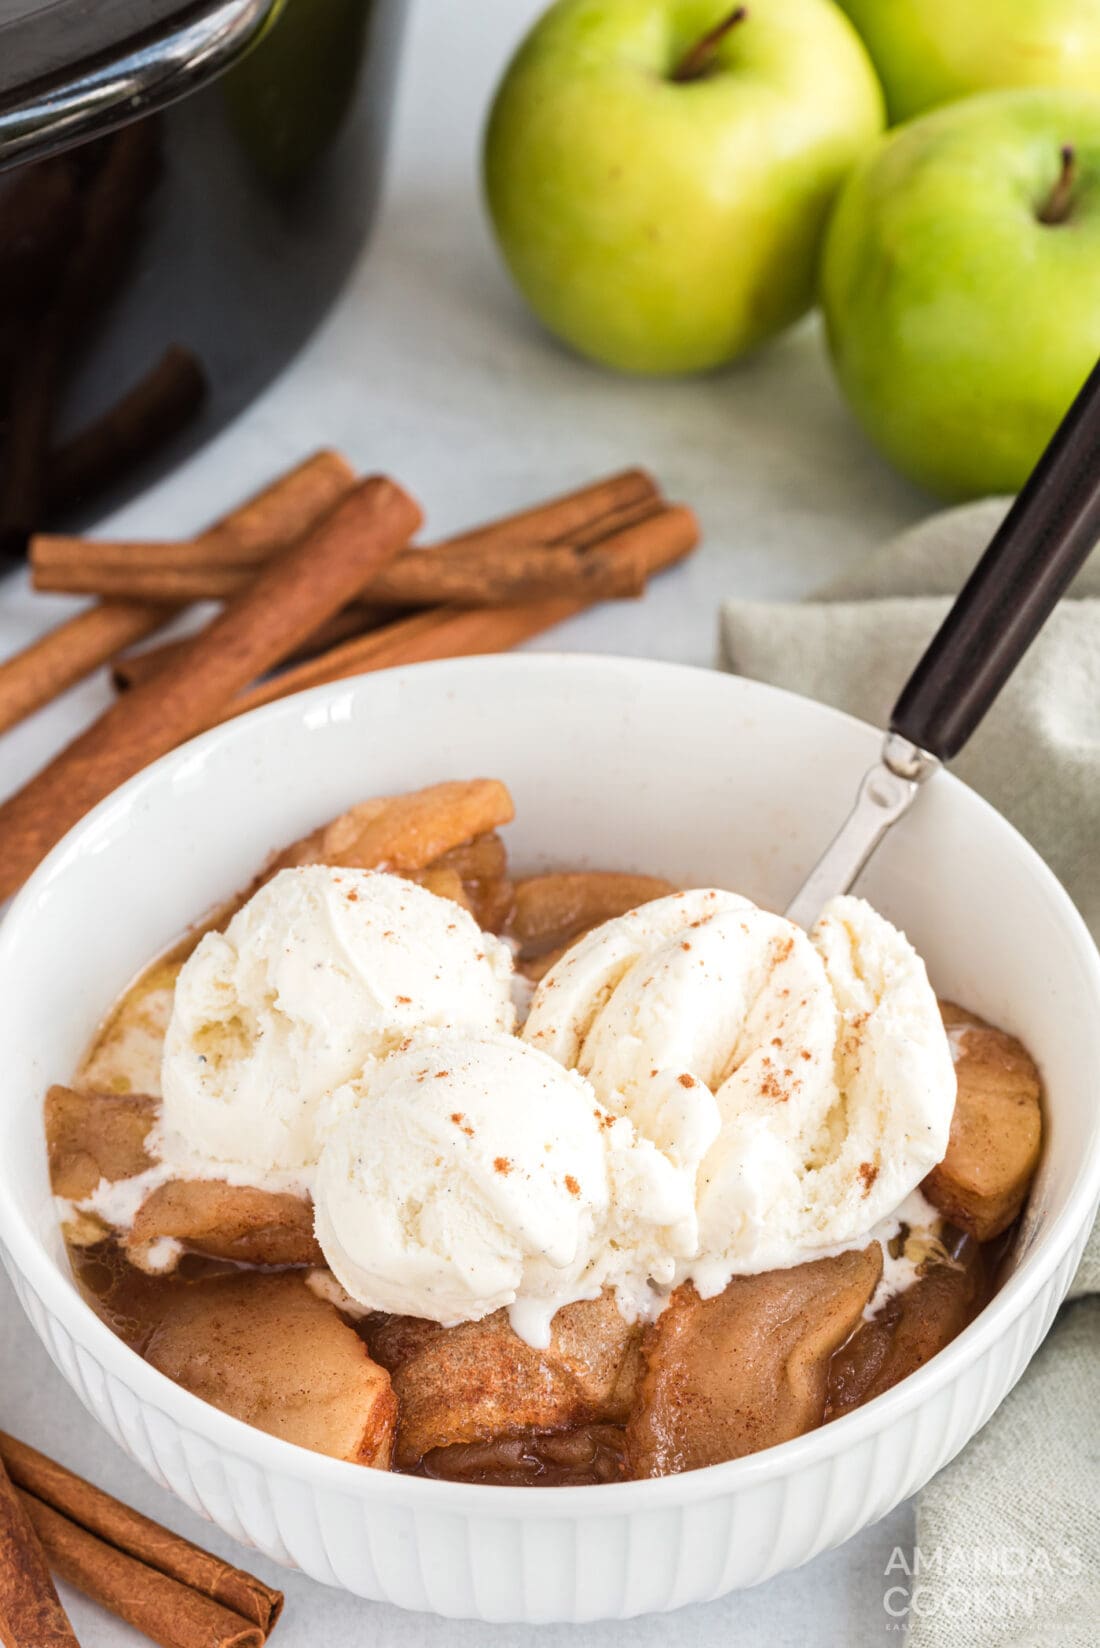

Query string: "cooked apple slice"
[[412, 864, 473, 911], [47, 1086, 322, 1267], [46, 1084, 156, 1199], [408, 831, 514, 931], [419, 1423, 629, 1486], [78, 953, 186, 1097], [128, 1180, 322, 1267], [389, 1292, 641, 1469], [274, 779, 515, 875], [826, 1238, 986, 1418], [145, 1273, 395, 1466], [516, 944, 570, 984], [510, 871, 677, 956], [426, 831, 509, 884], [627, 1246, 883, 1478], [365, 1313, 445, 1374], [923, 1004, 1042, 1241]]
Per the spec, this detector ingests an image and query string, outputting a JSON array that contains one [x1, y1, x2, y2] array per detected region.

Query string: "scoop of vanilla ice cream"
[[523, 889, 955, 1291], [160, 867, 515, 1175], [313, 1033, 695, 1345]]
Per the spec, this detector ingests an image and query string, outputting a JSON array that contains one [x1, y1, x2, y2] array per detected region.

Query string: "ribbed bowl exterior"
[[4, 1223, 1088, 1623]]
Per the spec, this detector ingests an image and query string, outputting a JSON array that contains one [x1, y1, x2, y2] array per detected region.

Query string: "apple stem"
[[1038, 144, 1077, 225], [671, 6, 747, 83]]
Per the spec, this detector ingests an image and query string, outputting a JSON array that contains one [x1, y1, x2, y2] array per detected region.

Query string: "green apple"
[[483, 0, 883, 374], [837, 0, 1100, 124], [821, 89, 1100, 499]]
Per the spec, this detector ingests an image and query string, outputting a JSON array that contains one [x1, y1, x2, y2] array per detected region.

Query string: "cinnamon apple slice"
[[145, 1273, 396, 1466], [510, 871, 677, 954], [826, 1236, 987, 1418], [46, 1084, 156, 1199], [923, 1005, 1042, 1241], [273, 778, 515, 875], [47, 1085, 321, 1268], [386, 1292, 641, 1469], [77, 952, 185, 1097], [408, 831, 514, 931], [128, 1179, 321, 1268], [627, 1246, 883, 1478]]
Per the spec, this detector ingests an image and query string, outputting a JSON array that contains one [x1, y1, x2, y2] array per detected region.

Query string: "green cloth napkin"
[[719, 499, 1099, 1647]]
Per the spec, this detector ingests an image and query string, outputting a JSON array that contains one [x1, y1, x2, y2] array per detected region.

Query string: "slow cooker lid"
[[0, 0, 278, 170]]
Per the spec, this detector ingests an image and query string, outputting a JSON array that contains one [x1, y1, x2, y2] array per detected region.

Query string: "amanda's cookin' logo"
[[881, 1543, 1084, 1631]]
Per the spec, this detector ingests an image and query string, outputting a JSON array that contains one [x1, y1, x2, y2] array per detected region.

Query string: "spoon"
[[785, 355, 1100, 929]]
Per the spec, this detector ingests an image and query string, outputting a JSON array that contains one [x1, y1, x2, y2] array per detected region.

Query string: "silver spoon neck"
[[783, 733, 939, 931]]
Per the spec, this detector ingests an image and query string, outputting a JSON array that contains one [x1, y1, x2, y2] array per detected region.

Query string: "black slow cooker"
[[0, 0, 406, 560]]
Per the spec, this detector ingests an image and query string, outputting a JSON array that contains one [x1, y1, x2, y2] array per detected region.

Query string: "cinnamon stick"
[[0, 1457, 79, 1648], [218, 502, 699, 724], [576, 501, 698, 581], [112, 602, 392, 693], [0, 601, 174, 734], [31, 467, 661, 591], [423, 467, 658, 553], [336, 537, 650, 604], [0, 1432, 281, 1634], [166, 451, 359, 567], [20, 1493, 264, 1648], [542, 490, 664, 550], [48, 346, 208, 514], [0, 450, 357, 736], [218, 603, 583, 721], [104, 484, 668, 692], [34, 536, 648, 606], [0, 475, 420, 899]]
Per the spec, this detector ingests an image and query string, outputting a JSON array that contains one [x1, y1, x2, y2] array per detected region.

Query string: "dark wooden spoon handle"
[[891, 356, 1100, 761]]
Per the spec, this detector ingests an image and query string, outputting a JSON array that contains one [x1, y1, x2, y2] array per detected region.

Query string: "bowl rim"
[[2, 651, 1098, 1513]]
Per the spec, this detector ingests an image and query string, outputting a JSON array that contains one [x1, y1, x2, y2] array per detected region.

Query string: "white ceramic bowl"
[[1, 655, 1098, 1624]]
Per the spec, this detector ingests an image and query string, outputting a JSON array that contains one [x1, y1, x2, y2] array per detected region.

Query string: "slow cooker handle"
[[0, 0, 281, 172]]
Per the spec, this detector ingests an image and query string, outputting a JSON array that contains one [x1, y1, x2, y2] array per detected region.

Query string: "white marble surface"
[[1, 0, 938, 1640]]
